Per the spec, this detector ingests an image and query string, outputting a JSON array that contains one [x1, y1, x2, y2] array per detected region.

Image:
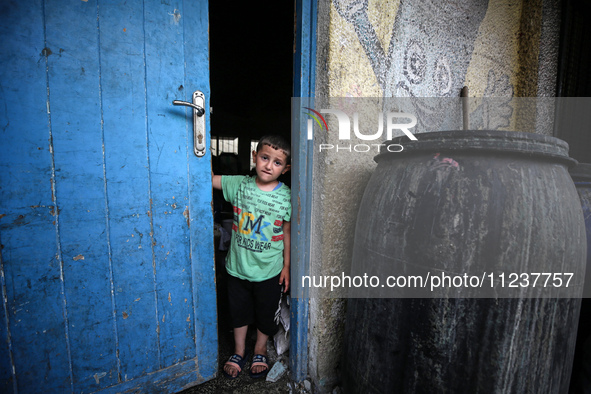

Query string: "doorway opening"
[[208, 0, 295, 379]]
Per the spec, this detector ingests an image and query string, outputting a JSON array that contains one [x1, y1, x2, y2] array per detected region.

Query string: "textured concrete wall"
[[310, 0, 560, 392]]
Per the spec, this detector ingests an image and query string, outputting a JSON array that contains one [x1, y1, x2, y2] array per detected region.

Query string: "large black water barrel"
[[343, 130, 586, 393]]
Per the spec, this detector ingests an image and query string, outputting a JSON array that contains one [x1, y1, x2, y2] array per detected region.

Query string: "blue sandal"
[[223, 352, 248, 379], [249, 354, 269, 379]]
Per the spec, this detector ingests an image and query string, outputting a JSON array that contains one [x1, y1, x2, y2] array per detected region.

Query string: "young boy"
[[212, 134, 291, 379]]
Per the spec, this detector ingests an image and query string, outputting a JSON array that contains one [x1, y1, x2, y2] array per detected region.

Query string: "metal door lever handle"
[[172, 100, 205, 116], [172, 91, 206, 157]]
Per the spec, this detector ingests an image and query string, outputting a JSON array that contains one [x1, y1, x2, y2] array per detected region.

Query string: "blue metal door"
[[0, 1, 217, 392]]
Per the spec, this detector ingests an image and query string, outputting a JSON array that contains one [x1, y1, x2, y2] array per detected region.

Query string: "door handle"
[[173, 91, 206, 157]]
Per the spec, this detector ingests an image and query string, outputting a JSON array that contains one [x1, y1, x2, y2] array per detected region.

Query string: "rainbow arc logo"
[[303, 107, 329, 131]]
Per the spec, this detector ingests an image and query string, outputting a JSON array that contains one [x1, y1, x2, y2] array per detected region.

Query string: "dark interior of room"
[[207, 0, 295, 371], [209, 2, 294, 181], [560, 1, 591, 391], [556, 0, 591, 164]]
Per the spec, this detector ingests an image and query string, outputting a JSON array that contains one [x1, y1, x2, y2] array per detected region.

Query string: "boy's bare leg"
[[252, 329, 269, 374], [224, 325, 248, 377]]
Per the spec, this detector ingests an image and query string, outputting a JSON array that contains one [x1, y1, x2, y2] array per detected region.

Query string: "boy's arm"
[[212, 173, 222, 190], [279, 221, 291, 292]]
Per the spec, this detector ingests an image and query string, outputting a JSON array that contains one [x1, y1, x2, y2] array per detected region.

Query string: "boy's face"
[[252, 144, 290, 185]]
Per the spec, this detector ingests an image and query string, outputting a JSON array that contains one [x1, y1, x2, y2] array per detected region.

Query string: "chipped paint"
[[169, 9, 181, 24], [73, 254, 84, 261], [93, 372, 106, 384]]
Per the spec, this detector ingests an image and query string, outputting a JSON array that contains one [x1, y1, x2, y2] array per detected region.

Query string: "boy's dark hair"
[[257, 134, 291, 163]]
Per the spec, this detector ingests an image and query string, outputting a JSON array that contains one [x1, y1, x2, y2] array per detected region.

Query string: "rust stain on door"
[[183, 207, 190, 228]]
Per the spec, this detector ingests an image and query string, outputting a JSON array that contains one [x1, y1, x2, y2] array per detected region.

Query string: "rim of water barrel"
[[375, 130, 576, 166], [570, 163, 591, 181]]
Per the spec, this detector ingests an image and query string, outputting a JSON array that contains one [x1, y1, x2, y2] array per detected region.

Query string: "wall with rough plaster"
[[309, 0, 560, 392]]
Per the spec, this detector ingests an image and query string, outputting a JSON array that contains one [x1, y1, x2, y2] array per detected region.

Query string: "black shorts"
[[227, 273, 282, 336]]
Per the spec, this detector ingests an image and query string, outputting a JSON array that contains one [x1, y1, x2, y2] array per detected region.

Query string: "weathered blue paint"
[[98, 1, 159, 386], [46, 2, 118, 391], [0, 0, 72, 392], [0, 1, 216, 393], [144, 0, 198, 371], [182, 0, 218, 381], [97, 357, 211, 394], [291, 0, 317, 383]]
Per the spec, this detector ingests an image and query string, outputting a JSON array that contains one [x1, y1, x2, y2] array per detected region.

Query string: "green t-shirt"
[[221, 175, 291, 281]]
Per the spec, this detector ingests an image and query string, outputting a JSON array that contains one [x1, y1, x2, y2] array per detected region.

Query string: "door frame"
[[291, 0, 317, 382]]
